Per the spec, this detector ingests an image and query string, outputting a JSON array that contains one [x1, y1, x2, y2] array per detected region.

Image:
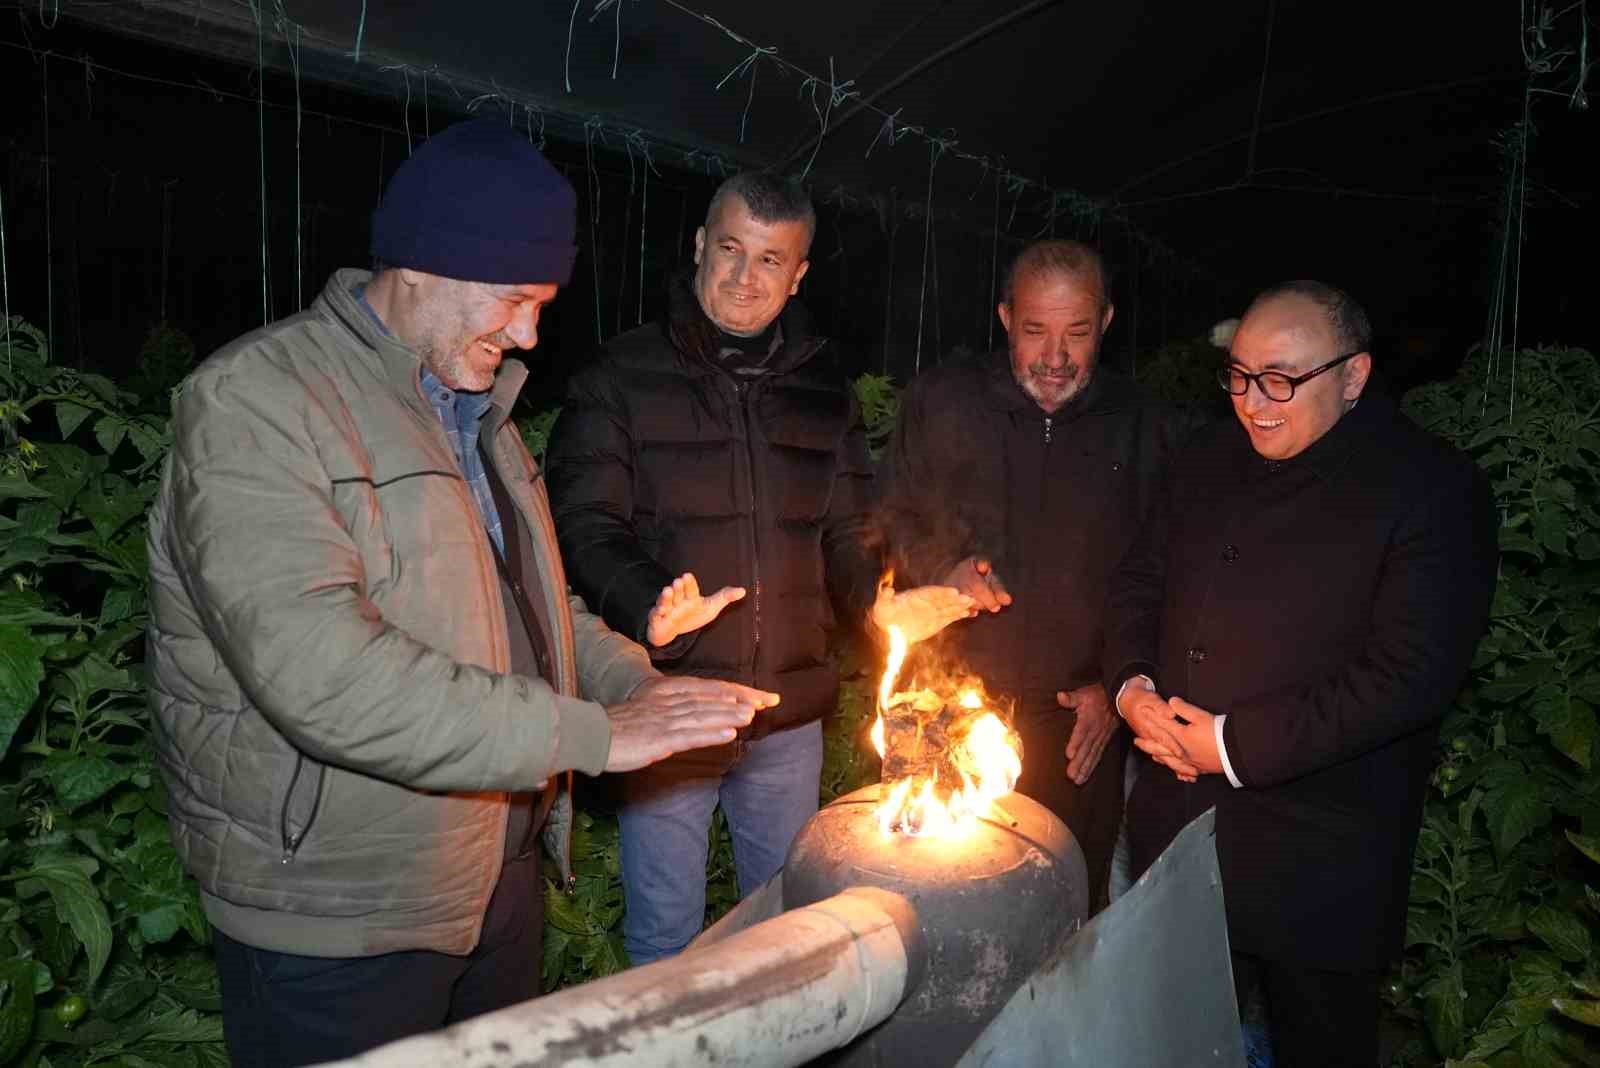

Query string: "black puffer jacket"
[[545, 278, 877, 735]]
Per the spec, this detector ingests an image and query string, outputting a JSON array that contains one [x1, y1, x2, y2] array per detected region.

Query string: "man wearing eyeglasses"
[[1104, 280, 1497, 1065]]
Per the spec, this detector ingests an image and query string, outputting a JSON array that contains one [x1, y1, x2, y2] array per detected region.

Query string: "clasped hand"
[[1118, 679, 1223, 783]]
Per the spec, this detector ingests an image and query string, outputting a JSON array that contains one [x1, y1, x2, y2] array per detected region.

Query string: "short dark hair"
[[1249, 280, 1373, 354], [1002, 240, 1108, 306], [706, 171, 816, 252]]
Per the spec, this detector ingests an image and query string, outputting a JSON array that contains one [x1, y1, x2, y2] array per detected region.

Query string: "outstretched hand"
[[646, 572, 746, 648], [604, 676, 780, 772], [940, 556, 1013, 614], [870, 580, 978, 644]]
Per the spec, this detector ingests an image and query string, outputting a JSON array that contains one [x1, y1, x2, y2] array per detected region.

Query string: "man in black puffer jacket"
[[547, 173, 967, 964]]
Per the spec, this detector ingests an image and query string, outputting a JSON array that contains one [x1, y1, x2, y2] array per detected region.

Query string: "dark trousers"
[[214, 852, 542, 1068], [1234, 952, 1379, 1067], [1012, 706, 1129, 907]]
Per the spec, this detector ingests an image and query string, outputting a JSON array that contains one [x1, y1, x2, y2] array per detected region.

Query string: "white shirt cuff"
[[1115, 675, 1154, 719], [1215, 714, 1243, 788]]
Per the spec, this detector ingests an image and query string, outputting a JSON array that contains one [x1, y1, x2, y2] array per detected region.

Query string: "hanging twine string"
[[1004, 172, 1030, 230], [681, 149, 729, 176], [530, 104, 547, 149], [352, 0, 367, 63], [797, 58, 859, 180], [627, 130, 658, 326], [987, 166, 1003, 353], [81, 53, 95, 117], [1244, 0, 1278, 182], [865, 108, 913, 157], [912, 137, 953, 374], [1, 180, 11, 371], [276, 2, 305, 310], [617, 134, 637, 336], [584, 118, 606, 344], [714, 41, 776, 144], [42, 52, 54, 357], [378, 66, 414, 152], [248, 1, 270, 324]]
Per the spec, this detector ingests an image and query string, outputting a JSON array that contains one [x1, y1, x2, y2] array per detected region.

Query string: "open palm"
[[646, 572, 746, 647]]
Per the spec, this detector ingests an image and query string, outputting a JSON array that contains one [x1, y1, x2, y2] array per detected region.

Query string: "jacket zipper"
[[1043, 415, 1053, 445], [279, 753, 324, 864], [734, 379, 763, 673]]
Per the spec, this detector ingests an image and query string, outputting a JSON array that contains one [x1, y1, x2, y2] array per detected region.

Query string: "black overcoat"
[[1104, 389, 1497, 971]]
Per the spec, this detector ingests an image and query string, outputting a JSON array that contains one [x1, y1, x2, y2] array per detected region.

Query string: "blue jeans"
[[619, 719, 824, 964]]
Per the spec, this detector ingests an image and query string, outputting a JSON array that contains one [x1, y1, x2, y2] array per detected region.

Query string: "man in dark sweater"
[[546, 173, 968, 963], [881, 240, 1185, 901]]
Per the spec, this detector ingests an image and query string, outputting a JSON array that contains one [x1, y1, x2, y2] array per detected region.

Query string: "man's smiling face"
[[1227, 292, 1370, 460]]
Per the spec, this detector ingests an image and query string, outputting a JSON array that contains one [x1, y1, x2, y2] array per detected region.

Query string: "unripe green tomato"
[[1451, 737, 1471, 754], [53, 994, 88, 1026], [1441, 765, 1460, 782]]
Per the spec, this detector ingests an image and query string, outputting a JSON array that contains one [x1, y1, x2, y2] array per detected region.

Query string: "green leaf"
[[125, 419, 170, 465], [1483, 780, 1553, 861], [1422, 961, 1467, 1058], [0, 590, 81, 629], [99, 587, 139, 627], [95, 974, 156, 1021], [1510, 950, 1572, 997], [136, 905, 184, 945], [0, 958, 38, 1063], [1528, 904, 1593, 962], [45, 755, 134, 812], [1481, 661, 1555, 705], [1576, 532, 1600, 561], [544, 888, 592, 936], [1487, 898, 1528, 941], [138, 1007, 225, 1043], [54, 401, 94, 439], [1567, 830, 1600, 866], [0, 475, 51, 502], [18, 863, 113, 987], [0, 624, 47, 761], [1533, 509, 1569, 555], [1498, 529, 1545, 561], [593, 932, 629, 978], [1550, 997, 1600, 1027], [1536, 696, 1596, 770]]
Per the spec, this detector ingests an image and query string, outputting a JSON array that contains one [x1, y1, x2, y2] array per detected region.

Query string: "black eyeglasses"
[[1217, 350, 1363, 402]]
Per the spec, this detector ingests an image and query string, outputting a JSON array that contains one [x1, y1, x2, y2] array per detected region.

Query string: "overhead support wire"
[[778, 0, 1064, 171]]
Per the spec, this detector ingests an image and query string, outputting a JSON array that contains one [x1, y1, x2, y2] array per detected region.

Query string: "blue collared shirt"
[[420, 369, 504, 557]]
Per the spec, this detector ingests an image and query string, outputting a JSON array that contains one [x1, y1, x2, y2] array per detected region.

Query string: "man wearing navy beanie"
[[147, 119, 778, 1066]]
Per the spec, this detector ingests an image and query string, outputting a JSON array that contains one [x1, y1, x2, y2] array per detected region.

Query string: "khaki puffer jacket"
[[146, 269, 654, 958]]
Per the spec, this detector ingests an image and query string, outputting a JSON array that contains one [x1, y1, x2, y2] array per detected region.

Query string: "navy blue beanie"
[[371, 119, 578, 286]]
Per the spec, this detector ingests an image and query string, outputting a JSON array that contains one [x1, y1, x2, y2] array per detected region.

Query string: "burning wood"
[[870, 621, 1023, 837], [879, 689, 987, 784]]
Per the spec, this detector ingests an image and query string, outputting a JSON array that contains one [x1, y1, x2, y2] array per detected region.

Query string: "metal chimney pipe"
[[313, 886, 924, 1068]]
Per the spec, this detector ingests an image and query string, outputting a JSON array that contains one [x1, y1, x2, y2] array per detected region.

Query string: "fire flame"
[[869, 623, 1022, 837]]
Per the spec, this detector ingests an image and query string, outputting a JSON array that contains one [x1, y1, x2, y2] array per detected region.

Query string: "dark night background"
[[0, 1, 1592, 411]]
